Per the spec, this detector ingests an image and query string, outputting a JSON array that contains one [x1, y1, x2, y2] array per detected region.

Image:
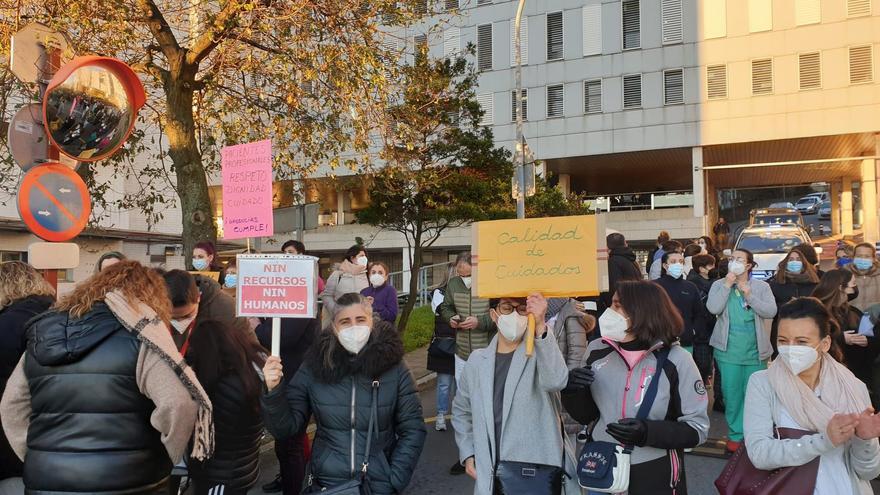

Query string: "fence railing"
[[388, 261, 453, 308]]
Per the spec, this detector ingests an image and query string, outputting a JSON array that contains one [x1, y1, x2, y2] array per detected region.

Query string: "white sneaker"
[[435, 414, 447, 431]]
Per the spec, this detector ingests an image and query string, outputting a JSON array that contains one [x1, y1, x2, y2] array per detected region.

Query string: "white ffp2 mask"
[[338, 325, 371, 354], [777, 344, 820, 375], [599, 308, 629, 342], [497, 312, 528, 342]]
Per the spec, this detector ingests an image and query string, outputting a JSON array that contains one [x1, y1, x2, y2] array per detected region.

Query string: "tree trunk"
[[163, 66, 216, 266], [397, 237, 423, 334]]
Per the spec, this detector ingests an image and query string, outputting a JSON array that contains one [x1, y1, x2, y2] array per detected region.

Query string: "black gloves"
[[563, 366, 594, 393], [606, 418, 647, 446]]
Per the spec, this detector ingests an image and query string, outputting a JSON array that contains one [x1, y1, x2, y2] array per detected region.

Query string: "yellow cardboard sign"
[[472, 215, 605, 298]]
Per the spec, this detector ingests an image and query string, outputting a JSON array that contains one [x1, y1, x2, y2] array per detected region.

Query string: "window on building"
[[414, 34, 428, 64], [664, 69, 684, 104], [623, 74, 642, 108], [444, 28, 460, 57], [445, 0, 458, 11], [748, 0, 772, 32], [476, 93, 494, 125], [511, 89, 528, 121], [510, 18, 529, 66], [478, 0, 491, 5], [622, 0, 640, 50], [477, 24, 493, 71], [795, 0, 820, 25], [547, 84, 564, 118], [798, 52, 821, 90], [703, 0, 727, 39], [582, 4, 602, 56], [0, 251, 25, 262], [661, 0, 683, 44], [547, 12, 564, 61], [707, 64, 727, 99], [847, 0, 871, 17], [584, 79, 602, 113], [850, 45, 874, 84], [752, 58, 773, 95], [415, 0, 428, 15]]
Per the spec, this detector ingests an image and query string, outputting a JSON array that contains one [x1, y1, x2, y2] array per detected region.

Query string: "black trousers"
[[278, 430, 309, 494], [629, 451, 688, 495]]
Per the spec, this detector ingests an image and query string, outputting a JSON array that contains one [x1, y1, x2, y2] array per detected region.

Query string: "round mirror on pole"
[[42, 56, 145, 162]]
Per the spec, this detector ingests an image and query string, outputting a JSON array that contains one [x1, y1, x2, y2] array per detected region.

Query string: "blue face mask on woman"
[[786, 260, 803, 274], [192, 259, 209, 271], [854, 258, 874, 271]]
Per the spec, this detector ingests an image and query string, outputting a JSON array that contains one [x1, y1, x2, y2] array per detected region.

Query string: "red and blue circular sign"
[[17, 162, 90, 242]]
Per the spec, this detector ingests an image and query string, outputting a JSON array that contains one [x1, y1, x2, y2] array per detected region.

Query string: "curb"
[[414, 371, 438, 392]]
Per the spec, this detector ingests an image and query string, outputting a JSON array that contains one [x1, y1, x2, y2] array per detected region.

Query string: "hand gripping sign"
[[472, 214, 608, 356], [236, 254, 319, 356]]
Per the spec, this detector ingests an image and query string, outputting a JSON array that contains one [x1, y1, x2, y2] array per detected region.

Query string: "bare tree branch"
[[136, 0, 182, 63]]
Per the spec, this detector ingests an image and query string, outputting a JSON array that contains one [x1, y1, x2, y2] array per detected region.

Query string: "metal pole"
[[514, 0, 526, 220]]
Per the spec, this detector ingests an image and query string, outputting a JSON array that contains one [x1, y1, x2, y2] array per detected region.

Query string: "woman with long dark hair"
[[185, 319, 266, 494], [812, 269, 880, 402], [562, 280, 709, 494], [742, 297, 880, 494]]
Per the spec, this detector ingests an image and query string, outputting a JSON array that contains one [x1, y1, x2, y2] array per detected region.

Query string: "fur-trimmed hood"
[[305, 320, 404, 383]]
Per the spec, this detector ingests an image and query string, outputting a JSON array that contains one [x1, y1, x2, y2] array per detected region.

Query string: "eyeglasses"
[[498, 302, 528, 316]]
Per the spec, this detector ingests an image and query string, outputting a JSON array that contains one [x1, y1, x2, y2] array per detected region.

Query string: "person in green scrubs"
[[707, 248, 778, 453]]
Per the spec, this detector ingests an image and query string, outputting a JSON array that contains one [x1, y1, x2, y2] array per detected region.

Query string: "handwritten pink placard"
[[221, 139, 274, 240]]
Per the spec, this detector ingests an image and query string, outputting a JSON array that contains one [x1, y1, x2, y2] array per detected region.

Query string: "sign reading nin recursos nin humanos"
[[236, 254, 319, 318], [221, 139, 274, 240], [472, 215, 607, 298]]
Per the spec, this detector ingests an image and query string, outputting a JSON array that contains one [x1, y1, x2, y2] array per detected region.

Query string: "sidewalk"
[[404, 345, 437, 391]]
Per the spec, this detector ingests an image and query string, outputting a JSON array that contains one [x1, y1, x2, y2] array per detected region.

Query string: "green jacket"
[[437, 276, 495, 360]]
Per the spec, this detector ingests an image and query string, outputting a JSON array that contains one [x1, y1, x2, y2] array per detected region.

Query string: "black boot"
[[262, 473, 283, 493]]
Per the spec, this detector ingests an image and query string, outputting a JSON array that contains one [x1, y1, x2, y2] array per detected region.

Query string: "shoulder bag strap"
[[360, 379, 380, 475], [621, 348, 670, 452]]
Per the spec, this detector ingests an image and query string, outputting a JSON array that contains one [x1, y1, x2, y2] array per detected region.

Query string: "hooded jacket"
[[437, 276, 495, 360], [562, 339, 709, 468], [655, 275, 706, 347], [261, 321, 426, 494], [0, 295, 53, 479], [848, 262, 880, 312], [608, 247, 643, 295], [2, 304, 199, 494]]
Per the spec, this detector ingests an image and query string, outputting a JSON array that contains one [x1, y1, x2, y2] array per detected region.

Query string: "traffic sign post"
[[17, 163, 91, 242]]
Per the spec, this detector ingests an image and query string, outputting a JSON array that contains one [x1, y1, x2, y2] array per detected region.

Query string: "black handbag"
[[302, 380, 380, 495], [489, 402, 565, 495], [427, 336, 456, 358]]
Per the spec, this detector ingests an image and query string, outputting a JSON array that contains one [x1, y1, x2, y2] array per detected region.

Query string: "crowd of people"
[[3, 227, 880, 495]]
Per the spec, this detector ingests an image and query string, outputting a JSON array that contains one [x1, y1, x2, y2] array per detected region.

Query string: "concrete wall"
[[601, 207, 705, 241]]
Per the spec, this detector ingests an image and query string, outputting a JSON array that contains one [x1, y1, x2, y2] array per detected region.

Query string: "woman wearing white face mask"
[[562, 281, 709, 494], [262, 293, 427, 494], [322, 245, 370, 316], [452, 293, 581, 495], [360, 261, 399, 323], [740, 297, 880, 495], [707, 248, 778, 453]]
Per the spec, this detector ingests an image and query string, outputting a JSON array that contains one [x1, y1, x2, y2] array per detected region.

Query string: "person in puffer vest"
[[186, 319, 266, 494], [0, 261, 207, 495], [562, 280, 710, 495]]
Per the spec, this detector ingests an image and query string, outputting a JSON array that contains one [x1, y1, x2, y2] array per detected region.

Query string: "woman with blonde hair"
[[0, 260, 213, 494], [0, 261, 54, 481]]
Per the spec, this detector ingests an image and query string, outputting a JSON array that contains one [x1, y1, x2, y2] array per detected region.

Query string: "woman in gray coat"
[[452, 293, 580, 495]]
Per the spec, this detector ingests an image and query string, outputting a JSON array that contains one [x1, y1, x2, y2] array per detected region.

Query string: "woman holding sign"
[[451, 293, 581, 495], [261, 293, 426, 494], [562, 281, 709, 495]]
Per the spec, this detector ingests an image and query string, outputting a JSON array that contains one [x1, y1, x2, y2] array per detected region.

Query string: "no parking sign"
[[17, 162, 90, 242]]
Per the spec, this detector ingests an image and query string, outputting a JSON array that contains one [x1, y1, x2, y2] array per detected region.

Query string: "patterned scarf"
[[105, 291, 214, 460]]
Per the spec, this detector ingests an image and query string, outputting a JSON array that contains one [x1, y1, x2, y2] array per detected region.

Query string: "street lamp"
[[514, 0, 528, 219]]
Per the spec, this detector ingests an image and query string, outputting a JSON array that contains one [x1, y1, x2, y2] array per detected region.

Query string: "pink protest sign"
[[221, 139, 274, 240]]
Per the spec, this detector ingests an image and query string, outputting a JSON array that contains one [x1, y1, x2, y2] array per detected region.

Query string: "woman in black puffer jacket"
[[186, 319, 266, 494], [262, 293, 427, 494]]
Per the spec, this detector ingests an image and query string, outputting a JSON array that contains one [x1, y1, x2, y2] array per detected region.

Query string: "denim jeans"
[[436, 372, 456, 415]]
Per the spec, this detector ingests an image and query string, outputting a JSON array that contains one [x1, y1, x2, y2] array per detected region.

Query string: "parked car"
[[749, 207, 805, 228], [726, 224, 822, 280], [818, 201, 832, 219], [795, 196, 822, 214], [804, 192, 830, 202], [769, 202, 796, 209]]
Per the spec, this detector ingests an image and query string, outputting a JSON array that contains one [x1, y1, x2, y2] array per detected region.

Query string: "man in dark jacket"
[[687, 254, 718, 382], [655, 251, 705, 352], [606, 233, 643, 300], [256, 316, 318, 494]]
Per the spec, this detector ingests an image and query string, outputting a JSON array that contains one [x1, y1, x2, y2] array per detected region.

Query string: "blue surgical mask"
[[224, 274, 237, 288], [192, 259, 209, 271], [786, 260, 803, 273], [854, 258, 874, 271], [666, 263, 684, 279], [837, 257, 853, 267]]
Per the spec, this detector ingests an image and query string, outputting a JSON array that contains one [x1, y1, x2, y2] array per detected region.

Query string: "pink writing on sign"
[[221, 139, 274, 240]]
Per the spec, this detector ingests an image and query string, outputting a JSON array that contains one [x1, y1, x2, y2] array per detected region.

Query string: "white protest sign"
[[235, 254, 319, 318]]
